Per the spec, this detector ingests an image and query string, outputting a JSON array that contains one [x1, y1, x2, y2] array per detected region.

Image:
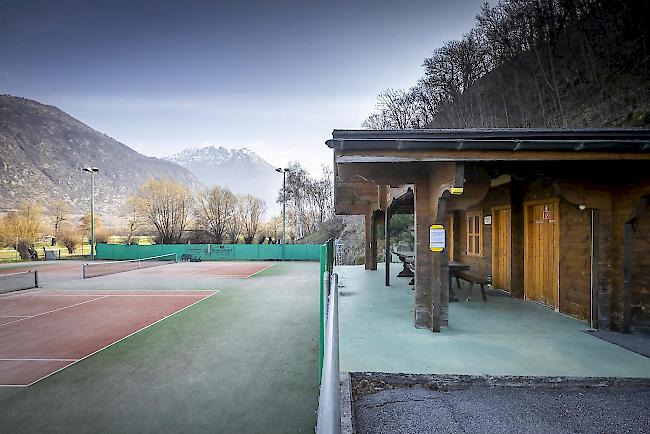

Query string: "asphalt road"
[[353, 374, 650, 434]]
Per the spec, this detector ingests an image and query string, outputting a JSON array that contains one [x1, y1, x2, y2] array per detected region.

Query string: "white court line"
[[184, 264, 223, 276], [0, 296, 108, 328], [244, 264, 275, 278], [44, 292, 215, 297], [187, 263, 275, 279], [0, 315, 31, 318], [0, 358, 77, 361], [0, 288, 43, 299], [70, 294, 216, 297], [24, 290, 220, 387]]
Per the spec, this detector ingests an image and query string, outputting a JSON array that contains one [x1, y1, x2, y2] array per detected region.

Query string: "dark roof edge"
[[326, 128, 650, 152]]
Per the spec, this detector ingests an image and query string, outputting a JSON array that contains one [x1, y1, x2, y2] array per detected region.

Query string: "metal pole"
[[316, 272, 341, 434], [90, 170, 95, 261], [385, 211, 390, 286], [282, 170, 286, 245]]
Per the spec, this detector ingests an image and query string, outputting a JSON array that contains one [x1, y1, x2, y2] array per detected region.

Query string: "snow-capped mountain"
[[166, 146, 268, 166], [164, 146, 281, 215]]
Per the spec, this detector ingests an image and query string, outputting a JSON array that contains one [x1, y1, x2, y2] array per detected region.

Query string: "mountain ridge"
[[0, 95, 199, 219], [163, 145, 281, 216]]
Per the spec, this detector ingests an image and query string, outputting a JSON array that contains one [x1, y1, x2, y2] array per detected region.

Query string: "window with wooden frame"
[[466, 211, 483, 256]]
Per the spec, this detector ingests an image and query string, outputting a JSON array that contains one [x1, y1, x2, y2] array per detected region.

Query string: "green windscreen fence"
[[95, 243, 321, 261], [318, 238, 334, 377]]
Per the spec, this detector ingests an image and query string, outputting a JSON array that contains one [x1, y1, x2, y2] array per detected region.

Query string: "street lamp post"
[[83, 167, 99, 260], [275, 167, 290, 245]]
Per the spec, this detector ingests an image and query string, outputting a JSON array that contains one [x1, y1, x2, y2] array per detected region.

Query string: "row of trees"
[[131, 161, 334, 244], [0, 201, 109, 259], [123, 178, 268, 245], [0, 161, 334, 258], [364, 0, 650, 129], [279, 163, 334, 239], [0, 185, 269, 259]]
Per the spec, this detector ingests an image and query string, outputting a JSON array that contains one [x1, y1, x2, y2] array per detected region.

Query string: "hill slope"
[[0, 95, 199, 216], [165, 146, 281, 215]]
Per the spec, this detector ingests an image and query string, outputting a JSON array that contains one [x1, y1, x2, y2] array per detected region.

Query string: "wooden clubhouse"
[[326, 129, 650, 333]]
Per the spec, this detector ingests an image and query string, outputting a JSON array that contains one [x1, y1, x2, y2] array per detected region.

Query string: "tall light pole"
[[83, 167, 99, 260], [275, 167, 290, 244]]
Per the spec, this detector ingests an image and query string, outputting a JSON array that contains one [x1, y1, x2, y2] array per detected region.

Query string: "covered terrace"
[[326, 128, 650, 334]]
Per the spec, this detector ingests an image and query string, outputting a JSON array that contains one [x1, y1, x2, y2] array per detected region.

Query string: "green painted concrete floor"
[[0, 261, 320, 434], [337, 264, 650, 377]]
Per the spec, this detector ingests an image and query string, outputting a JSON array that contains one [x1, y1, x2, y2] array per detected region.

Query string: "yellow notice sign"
[[429, 224, 445, 252], [449, 187, 464, 195]]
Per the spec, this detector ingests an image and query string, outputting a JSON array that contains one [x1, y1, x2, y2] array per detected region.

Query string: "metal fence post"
[[316, 272, 341, 434]]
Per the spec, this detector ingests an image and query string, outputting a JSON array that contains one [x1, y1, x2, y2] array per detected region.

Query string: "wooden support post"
[[364, 212, 373, 270], [385, 210, 391, 286], [623, 222, 632, 333], [413, 162, 463, 332], [510, 179, 525, 299], [597, 200, 613, 331], [370, 212, 378, 270], [622, 196, 648, 333], [414, 178, 433, 329], [434, 195, 450, 328], [590, 209, 599, 329]]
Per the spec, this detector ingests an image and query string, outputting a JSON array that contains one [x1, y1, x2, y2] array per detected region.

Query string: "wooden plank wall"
[[610, 185, 650, 330], [455, 178, 594, 321], [454, 184, 511, 278], [559, 201, 591, 320], [631, 202, 650, 329]]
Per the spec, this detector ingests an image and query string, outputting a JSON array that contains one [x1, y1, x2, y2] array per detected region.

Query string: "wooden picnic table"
[[392, 248, 415, 277], [392, 250, 468, 301], [448, 261, 470, 302]]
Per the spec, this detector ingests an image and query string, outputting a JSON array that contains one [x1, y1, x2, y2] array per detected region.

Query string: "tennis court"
[[0, 289, 216, 386], [0, 258, 320, 433]]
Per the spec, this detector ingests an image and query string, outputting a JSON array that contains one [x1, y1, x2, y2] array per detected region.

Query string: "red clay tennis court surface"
[[0, 262, 274, 280], [0, 289, 216, 386]]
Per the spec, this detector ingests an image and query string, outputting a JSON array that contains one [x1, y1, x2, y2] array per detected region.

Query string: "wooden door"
[[491, 207, 511, 292], [524, 200, 559, 308]]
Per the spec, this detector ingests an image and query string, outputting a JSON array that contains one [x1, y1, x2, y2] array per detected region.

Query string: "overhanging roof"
[[326, 128, 650, 152]]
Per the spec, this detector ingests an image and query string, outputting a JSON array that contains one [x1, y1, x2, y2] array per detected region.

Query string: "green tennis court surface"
[[0, 261, 319, 433]]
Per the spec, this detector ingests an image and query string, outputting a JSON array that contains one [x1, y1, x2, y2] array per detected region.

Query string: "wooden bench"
[[181, 254, 202, 262], [454, 271, 488, 302], [392, 249, 415, 278]]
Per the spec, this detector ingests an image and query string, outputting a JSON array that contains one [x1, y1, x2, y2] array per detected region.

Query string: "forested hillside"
[[364, 0, 650, 129]]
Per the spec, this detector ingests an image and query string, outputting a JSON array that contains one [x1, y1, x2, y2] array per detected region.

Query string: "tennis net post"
[[0, 269, 39, 294]]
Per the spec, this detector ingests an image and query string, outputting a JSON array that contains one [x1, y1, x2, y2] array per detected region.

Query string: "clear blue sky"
[[1, 0, 488, 175]]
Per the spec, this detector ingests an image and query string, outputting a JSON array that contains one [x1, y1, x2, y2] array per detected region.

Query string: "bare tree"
[[0, 201, 43, 259], [135, 178, 193, 244], [80, 212, 102, 241], [277, 162, 334, 240], [266, 215, 282, 243], [58, 227, 81, 254], [363, 0, 650, 130], [194, 186, 236, 243], [240, 194, 266, 244], [121, 196, 144, 245], [225, 196, 243, 244], [48, 200, 70, 240]]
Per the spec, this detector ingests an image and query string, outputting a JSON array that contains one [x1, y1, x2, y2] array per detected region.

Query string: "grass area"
[[0, 242, 92, 262], [107, 235, 155, 245], [1, 236, 159, 262]]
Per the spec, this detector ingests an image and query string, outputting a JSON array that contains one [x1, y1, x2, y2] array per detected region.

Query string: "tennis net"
[[82, 254, 178, 279], [0, 270, 39, 294]]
